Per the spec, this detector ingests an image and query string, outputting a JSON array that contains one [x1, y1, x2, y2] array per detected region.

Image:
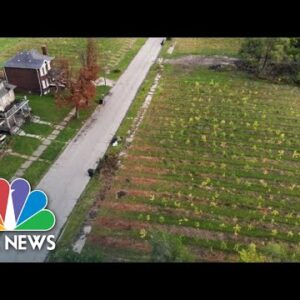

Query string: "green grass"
[[166, 38, 243, 58], [0, 38, 146, 77], [80, 40, 300, 261], [16, 92, 69, 124], [10, 136, 41, 156], [0, 155, 25, 179], [22, 122, 53, 137], [22, 160, 51, 188], [40, 141, 64, 161]]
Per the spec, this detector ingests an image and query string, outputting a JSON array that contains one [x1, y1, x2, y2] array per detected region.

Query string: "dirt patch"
[[119, 165, 169, 176], [126, 154, 161, 162], [116, 190, 127, 199], [95, 154, 119, 201], [164, 55, 239, 69], [124, 189, 154, 197], [129, 176, 161, 185], [102, 201, 157, 213], [188, 245, 238, 262], [98, 216, 152, 231]]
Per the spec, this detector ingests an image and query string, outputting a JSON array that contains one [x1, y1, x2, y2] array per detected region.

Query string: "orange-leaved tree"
[[55, 38, 100, 118]]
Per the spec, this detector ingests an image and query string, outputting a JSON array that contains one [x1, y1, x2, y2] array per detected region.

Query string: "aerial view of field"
[[1, 37, 300, 263], [0, 38, 145, 186], [52, 38, 300, 262]]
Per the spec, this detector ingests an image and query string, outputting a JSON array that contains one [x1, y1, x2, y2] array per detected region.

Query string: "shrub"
[[238, 243, 266, 262], [51, 246, 103, 262], [263, 243, 300, 262]]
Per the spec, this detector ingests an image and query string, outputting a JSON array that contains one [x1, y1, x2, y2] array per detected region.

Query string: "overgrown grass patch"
[[0, 155, 25, 179]]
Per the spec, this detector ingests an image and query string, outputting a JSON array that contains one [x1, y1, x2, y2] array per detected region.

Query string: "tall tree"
[[55, 38, 100, 118], [240, 39, 289, 72]]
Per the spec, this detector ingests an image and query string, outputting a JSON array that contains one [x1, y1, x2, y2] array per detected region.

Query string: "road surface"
[[0, 38, 164, 262]]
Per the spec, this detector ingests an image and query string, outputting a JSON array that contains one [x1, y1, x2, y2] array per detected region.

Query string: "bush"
[[149, 231, 194, 262], [263, 243, 300, 262], [238, 243, 266, 262], [239, 38, 300, 84], [51, 246, 103, 262]]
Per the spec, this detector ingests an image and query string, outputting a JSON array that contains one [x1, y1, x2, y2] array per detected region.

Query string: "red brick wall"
[[4, 67, 41, 94]]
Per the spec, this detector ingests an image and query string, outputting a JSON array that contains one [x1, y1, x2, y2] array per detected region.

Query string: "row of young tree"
[[239, 38, 300, 83], [55, 38, 100, 118]]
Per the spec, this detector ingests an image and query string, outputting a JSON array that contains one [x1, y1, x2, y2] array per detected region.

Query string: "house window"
[[42, 80, 46, 89]]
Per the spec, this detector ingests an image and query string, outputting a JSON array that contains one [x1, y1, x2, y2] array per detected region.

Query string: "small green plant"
[[238, 243, 266, 262], [149, 231, 194, 262]]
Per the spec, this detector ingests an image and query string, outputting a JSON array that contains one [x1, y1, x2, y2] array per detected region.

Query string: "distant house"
[[3, 47, 54, 95], [0, 80, 31, 134]]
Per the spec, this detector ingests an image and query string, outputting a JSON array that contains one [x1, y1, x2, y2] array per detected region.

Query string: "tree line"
[[239, 38, 300, 84]]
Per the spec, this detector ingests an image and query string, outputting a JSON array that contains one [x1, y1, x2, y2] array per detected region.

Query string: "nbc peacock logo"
[[0, 178, 55, 231]]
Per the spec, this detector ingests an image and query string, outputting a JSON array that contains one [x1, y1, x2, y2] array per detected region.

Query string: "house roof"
[[4, 49, 54, 69]]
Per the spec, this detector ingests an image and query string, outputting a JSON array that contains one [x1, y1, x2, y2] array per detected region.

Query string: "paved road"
[[0, 38, 164, 262]]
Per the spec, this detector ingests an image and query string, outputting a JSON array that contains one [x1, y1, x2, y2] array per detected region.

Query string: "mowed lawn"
[[84, 41, 300, 261]]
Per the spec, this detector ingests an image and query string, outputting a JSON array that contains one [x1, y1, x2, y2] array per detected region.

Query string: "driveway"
[[0, 38, 164, 262]]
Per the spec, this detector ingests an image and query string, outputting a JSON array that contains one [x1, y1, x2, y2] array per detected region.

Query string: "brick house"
[[3, 48, 54, 95]]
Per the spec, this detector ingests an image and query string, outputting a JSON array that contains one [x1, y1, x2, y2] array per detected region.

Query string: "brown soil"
[[97, 216, 152, 231], [164, 55, 239, 68], [95, 154, 119, 202], [129, 176, 161, 185], [101, 201, 157, 213], [188, 246, 239, 262], [126, 154, 161, 162]]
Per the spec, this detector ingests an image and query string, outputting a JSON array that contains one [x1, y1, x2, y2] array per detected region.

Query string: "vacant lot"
[[0, 38, 146, 76], [162, 38, 243, 58], [70, 38, 300, 262]]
